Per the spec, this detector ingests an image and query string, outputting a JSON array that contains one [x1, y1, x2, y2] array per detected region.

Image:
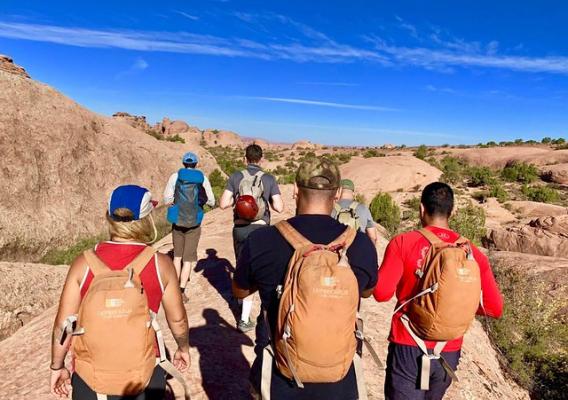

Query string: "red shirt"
[[373, 226, 503, 351]]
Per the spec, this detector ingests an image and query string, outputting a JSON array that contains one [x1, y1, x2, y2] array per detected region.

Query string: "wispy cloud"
[[115, 57, 149, 79], [1, 19, 568, 75], [425, 84, 457, 94], [174, 10, 199, 21], [242, 96, 398, 111], [297, 81, 360, 87]]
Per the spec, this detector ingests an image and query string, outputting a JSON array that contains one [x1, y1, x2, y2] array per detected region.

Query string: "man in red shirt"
[[374, 182, 503, 400]]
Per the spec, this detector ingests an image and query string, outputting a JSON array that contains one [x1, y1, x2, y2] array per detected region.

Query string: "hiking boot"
[[237, 319, 256, 333]]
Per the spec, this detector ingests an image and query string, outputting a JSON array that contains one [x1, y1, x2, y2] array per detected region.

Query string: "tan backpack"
[[273, 221, 359, 386], [394, 228, 481, 390], [334, 201, 361, 231], [62, 247, 191, 398]]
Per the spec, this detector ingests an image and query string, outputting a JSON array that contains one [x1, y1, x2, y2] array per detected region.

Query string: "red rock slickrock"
[[202, 129, 243, 147], [484, 215, 568, 257], [447, 146, 568, 168], [0, 69, 219, 261], [0, 55, 30, 78], [112, 112, 152, 131], [541, 163, 568, 185], [154, 117, 193, 136]]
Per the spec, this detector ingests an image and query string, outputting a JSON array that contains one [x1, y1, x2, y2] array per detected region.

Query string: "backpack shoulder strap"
[[127, 246, 157, 276], [328, 226, 357, 250], [83, 249, 111, 277], [334, 203, 342, 213], [241, 169, 251, 179], [275, 221, 312, 250], [419, 228, 444, 245], [349, 201, 359, 211]]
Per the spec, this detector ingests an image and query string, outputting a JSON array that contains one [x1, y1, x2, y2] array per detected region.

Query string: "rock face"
[[505, 201, 568, 218], [0, 262, 66, 340], [112, 112, 151, 131], [340, 156, 442, 193], [484, 216, 568, 257], [0, 55, 29, 78], [155, 117, 192, 136], [541, 163, 568, 184], [448, 146, 568, 168], [202, 129, 243, 147], [0, 68, 218, 261], [0, 185, 529, 399]]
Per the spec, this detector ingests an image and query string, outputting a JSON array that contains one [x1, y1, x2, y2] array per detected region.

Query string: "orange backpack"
[[394, 228, 481, 390], [272, 221, 359, 386], [60, 247, 190, 399]]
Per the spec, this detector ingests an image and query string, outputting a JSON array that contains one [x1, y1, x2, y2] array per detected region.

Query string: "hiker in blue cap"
[[164, 151, 215, 302]]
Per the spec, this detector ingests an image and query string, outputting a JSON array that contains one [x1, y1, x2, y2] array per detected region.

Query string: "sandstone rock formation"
[[448, 146, 568, 168], [112, 112, 151, 131], [0, 55, 29, 78], [0, 262, 66, 340], [0, 68, 218, 261], [481, 198, 516, 228], [541, 163, 568, 185], [155, 117, 192, 136], [505, 201, 568, 218], [340, 156, 442, 193], [202, 129, 243, 147], [484, 216, 568, 257], [292, 140, 318, 150]]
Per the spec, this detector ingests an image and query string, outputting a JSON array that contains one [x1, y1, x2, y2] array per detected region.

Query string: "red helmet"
[[235, 195, 259, 220]]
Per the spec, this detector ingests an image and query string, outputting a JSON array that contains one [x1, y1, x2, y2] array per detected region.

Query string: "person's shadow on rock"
[[195, 249, 239, 320], [189, 308, 254, 400]]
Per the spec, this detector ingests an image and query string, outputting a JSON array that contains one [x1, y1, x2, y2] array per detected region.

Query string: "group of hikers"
[[50, 144, 503, 400]]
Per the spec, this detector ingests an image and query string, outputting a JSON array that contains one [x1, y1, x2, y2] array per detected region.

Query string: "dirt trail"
[[0, 186, 527, 399]]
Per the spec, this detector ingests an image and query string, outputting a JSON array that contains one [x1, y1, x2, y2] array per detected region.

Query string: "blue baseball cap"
[[182, 152, 199, 164], [108, 185, 157, 221]]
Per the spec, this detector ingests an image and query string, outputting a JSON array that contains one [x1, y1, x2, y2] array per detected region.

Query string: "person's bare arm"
[[366, 227, 378, 246], [159, 254, 190, 372], [50, 254, 87, 397], [219, 189, 234, 210], [270, 194, 284, 214]]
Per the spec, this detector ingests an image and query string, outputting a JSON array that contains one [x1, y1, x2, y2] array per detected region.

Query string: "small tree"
[[414, 145, 428, 160], [208, 169, 227, 207], [369, 193, 401, 237]]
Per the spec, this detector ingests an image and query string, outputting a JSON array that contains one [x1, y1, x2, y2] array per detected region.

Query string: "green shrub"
[[449, 203, 486, 245], [354, 193, 367, 205], [487, 260, 568, 400], [467, 166, 496, 187], [208, 169, 227, 206], [439, 156, 467, 184], [166, 134, 185, 143], [489, 183, 509, 203], [363, 149, 382, 158], [369, 193, 401, 237], [521, 185, 560, 203], [541, 137, 552, 144], [551, 137, 566, 145], [501, 162, 539, 183], [414, 144, 428, 160], [41, 234, 107, 265]]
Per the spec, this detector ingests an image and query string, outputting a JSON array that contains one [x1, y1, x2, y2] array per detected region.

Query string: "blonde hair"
[[106, 208, 157, 244]]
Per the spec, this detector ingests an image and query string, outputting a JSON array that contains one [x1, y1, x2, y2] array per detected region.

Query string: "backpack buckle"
[[415, 269, 424, 278]]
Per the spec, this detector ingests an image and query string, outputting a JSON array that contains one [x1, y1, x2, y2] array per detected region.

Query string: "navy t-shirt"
[[234, 214, 378, 399]]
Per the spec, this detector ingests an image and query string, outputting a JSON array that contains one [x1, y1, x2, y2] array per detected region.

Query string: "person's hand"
[[50, 368, 71, 398], [173, 348, 191, 373]]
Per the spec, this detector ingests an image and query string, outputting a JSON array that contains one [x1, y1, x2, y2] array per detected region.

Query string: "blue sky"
[[1, 0, 567, 146]]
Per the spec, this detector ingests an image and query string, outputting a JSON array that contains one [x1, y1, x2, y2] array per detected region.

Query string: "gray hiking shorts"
[[172, 225, 202, 262]]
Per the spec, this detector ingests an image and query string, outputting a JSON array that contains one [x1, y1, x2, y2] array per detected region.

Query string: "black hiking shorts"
[[71, 366, 167, 400]]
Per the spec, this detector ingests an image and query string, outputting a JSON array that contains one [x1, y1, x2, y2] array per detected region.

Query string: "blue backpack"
[[167, 168, 206, 228]]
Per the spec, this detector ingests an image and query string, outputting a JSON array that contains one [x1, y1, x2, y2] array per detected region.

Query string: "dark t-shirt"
[[225, 164, 281, 225], [234, 215, 379, 399]]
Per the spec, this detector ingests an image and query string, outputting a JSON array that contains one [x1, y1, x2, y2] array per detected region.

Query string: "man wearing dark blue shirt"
[[232, 158, 378, 399]]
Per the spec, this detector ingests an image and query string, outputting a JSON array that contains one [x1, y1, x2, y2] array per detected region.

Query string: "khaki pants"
[[172, 225, 202, 262]]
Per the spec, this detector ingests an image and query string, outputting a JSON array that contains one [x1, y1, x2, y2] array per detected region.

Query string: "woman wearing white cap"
[[50, 185, 191, 400]]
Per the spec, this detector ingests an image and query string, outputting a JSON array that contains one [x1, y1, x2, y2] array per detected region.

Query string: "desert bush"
[[521, 185, 560, 203], [449, 203, 486, 245], [439, 156, 467, 184], [413, 144, 428, 160], [369, 193, 401, 237], [208, 169, 227, 207], [501, 162, 539, 184], [363, 149, 383, 158], [166, 134, 185, 143], [41, 235, 106, 265], [467, 166, 496, 187], [487, 262, 568, 400], [541, 137, 552, 144], [354, 193, 367, 205]]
